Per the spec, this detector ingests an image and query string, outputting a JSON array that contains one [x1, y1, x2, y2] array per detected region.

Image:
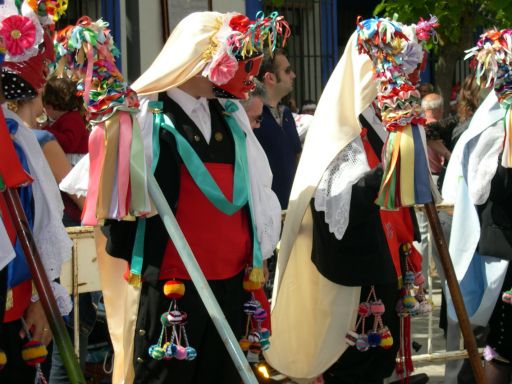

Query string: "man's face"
[[273, 53, 295, 98], [243, 96, 264, 129]]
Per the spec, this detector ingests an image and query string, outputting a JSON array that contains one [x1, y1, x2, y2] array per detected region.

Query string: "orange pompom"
[[243, 273, 262, 292]]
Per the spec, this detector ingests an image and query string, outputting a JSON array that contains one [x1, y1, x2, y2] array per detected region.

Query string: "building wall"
[[211, 0, 244, 13]]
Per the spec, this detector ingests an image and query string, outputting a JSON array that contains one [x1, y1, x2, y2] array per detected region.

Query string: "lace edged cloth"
[[5, 107, 72, 315], [314, 136, 370, 240]]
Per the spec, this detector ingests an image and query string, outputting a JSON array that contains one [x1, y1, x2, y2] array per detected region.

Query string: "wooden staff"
[[424, 202, 486, 383], [2, 186, 86, 384]]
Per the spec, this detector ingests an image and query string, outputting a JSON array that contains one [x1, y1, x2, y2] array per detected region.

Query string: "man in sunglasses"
[[254, 49, 302, 210]]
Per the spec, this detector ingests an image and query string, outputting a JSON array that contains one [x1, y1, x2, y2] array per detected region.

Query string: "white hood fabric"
[[263, 32, 377, 380]]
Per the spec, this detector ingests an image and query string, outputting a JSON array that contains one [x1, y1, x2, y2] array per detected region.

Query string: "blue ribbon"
[[5, 118, 33, 288]]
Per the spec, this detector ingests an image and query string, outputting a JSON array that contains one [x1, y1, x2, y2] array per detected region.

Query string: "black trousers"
[[323, 283, 400, 384], [0, 319, 36, 384], [133, 270, 247, 384]]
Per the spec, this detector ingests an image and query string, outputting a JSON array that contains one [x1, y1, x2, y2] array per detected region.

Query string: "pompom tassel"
[[127, 272, 142, 288], [249, 267, 265, 285]]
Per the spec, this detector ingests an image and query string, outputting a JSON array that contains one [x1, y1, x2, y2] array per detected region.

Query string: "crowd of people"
[[1, 3, 512, 384]]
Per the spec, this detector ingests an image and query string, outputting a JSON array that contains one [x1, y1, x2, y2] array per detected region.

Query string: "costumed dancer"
[[443, 28, 512, 383], [265, 16, 438, 383], [0, 1, 72, 383], [60, 11, 284, 383]]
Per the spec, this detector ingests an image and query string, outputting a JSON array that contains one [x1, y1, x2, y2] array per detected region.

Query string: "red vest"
[[159, 164, 251, 280], [0, 193, 31, 323]]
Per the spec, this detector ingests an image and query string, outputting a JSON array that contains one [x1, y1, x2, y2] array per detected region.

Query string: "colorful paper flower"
[[207, 52, 239, 85], [0, 14, 43, 61], [229, 14, 250, 34]]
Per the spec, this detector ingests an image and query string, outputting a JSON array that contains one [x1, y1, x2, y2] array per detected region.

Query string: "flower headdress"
[[464, 29, 512, 98], [54, 17, 148, 225], [357, 16, 439, 209], [0, 0, 67, 100], [465, 29, 512, 167], [201, 11, 290, 86]]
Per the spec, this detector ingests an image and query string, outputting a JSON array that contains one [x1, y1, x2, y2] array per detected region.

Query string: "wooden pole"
[[424, 202, 486, 384], [2, 187, 86, 384]]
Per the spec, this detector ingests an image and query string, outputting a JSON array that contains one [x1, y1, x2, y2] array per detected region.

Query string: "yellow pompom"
[[0, 348, 7, 370], [163, 280, 185, 299], [21, 340, 47, 366]]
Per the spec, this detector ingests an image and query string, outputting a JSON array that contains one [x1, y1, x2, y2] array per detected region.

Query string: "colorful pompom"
[[260, 338, 270, 351], [243, 274, 262, 291], [148, 345, 165, 360], [0, 348, 6, 370], [186, 346, 197, 360], [239, 338, 250, 351], [160, 312, 172, 327], [21, 340, 47, 366], [253, 307, 267, 321], [379, 328, 394, 349], [358, 302, 371, 317], [163, 280, 185, 299], [356, 335, 369, 352], [174, 345, 188, 360], [368, 331, 382, 347], [345, 330, 359, 346], [404, 271, 415, 285], [165, 343, 177, 359], [502, 289, 512, 304], [402, 295, 418, 309], [370, 300, 385, 316], [414, 272, 426, 286], [243, 300, 260, 315]]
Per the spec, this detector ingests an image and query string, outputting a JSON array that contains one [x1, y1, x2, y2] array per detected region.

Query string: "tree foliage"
[[374, 0, 512, 46]]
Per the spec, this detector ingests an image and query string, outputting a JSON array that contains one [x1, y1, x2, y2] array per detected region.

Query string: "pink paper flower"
[[208, 52, 238, 85], [0, 15, 37, 57]]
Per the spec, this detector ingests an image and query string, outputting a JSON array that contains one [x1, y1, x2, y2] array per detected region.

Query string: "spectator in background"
[[452, 75, 486, 147], [254, 48, 302, 209], [418, 82, 434, 98], [422, 93, 451, 181], [41, 76, 87, 226], [42, 76, 89, 167], [241, 78, 265, 129], [300, 99, 317, 115]]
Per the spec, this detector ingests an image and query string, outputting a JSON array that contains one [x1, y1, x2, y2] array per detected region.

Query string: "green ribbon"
[[129, 114, 148, 215], [129, 100, 263, 281]]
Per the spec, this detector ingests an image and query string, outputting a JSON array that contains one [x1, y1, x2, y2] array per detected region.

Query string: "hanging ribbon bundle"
[[356, 16, 438, 209], [53, 17, 150, 225], [465, 29, 512, 168]]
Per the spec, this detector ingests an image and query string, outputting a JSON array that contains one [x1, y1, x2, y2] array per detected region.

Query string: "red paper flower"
[[229, 14, 250, 34], [0, 15, 37, 57]]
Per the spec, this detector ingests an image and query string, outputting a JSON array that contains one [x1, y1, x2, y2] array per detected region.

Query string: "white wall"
[[138, 0, 164, 74], [126, 0, 247, 81], [212, 0, 244, 13]]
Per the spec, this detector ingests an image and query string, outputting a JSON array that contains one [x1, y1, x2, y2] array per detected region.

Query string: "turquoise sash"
[[129, 100, 263, 283]]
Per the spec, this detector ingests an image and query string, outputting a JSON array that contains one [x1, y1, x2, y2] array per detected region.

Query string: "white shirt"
[[167, 87, 212, 143]]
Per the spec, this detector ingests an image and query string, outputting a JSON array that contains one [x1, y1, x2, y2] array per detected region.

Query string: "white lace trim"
[[31, 281, 73, 316], [5, 107, 72, 283], [314, 137, 370, 240]]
